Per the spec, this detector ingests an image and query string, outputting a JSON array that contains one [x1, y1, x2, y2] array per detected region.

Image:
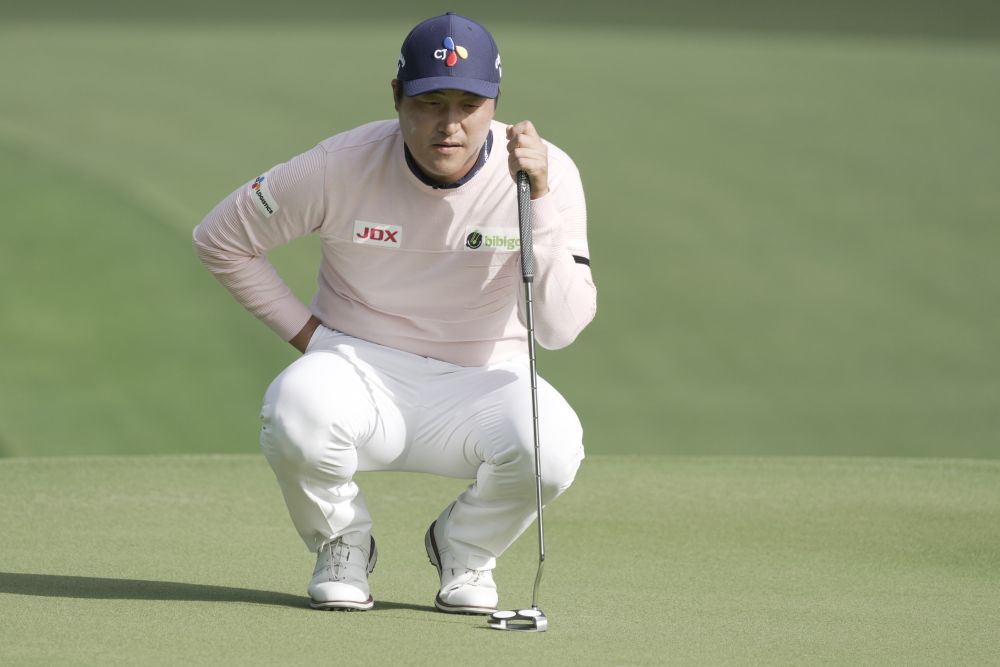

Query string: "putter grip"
[[517, 170, 534, 281]]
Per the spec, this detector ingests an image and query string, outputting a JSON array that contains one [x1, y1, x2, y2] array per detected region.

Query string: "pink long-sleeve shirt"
[[193, 119, 596, 367]]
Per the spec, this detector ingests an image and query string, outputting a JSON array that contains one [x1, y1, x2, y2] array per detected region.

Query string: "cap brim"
[[402, 77, 499, 99]]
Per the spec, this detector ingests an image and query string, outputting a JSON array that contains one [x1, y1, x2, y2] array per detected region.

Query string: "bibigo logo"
[[465, 228, 519, 252], [434, 36, 468, 67]]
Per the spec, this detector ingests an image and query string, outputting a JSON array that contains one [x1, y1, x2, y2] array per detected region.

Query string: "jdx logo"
[[357, 227, 397, 242], [354, 221, 402, 247]]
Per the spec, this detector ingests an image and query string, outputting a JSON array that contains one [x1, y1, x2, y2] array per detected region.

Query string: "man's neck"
[[404, 131, 493, 190]]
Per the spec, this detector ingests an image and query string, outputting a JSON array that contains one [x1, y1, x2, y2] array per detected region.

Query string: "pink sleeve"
[[192, 144, 327, 341], [524, 152, 597, 350]]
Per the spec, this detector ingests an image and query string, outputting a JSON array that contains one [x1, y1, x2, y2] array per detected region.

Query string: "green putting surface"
[[2, 10, 999, 665], [2, 454, 997, 665], [2, 22, 999, 460]]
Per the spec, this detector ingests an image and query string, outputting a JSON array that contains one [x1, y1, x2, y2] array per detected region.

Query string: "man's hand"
[[506, 121, 548, 199], [289, 315, 322, 354]]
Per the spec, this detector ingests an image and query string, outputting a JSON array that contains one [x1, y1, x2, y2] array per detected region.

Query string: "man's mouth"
[[433, 142, 463, 154]]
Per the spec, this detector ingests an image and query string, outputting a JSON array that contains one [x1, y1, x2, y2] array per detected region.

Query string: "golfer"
[[193, 12, 596, 614]]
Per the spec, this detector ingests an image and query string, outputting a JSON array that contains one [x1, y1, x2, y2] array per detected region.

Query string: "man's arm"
[[288, 314, 323, 354], [507, 122, 597, 349], [192, 144, 327, 350]]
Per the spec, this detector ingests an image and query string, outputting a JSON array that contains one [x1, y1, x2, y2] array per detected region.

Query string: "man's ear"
[[391, 79, 403, 112]]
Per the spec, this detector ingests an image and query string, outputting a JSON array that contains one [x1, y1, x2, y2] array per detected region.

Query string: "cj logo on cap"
[[434, 36, 468, 67]]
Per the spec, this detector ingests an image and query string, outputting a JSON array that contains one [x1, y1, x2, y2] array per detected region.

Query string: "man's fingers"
[[506, 123, 545, 158], [506, 121, 540, 148], [506, 120, 549, 197], [507, 120, 538, 138], [508, 147, 545, 171]]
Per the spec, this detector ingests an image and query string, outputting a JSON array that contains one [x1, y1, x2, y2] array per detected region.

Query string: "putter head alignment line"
[[488, 607, 548, 632]]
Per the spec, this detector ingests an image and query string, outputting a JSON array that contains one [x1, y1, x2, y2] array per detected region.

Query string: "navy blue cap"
[[396, 12, 501, 99]]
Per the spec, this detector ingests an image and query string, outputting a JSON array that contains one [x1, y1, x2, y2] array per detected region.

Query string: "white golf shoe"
[[308, 534, 377, 611], [424, 520, 499, 615]]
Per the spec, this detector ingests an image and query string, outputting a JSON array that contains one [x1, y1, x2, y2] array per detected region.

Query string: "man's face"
[[393, 81, 496, 184]]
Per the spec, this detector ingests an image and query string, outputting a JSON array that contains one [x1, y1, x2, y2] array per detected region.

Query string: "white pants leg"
[[259, 328, 584, 568]]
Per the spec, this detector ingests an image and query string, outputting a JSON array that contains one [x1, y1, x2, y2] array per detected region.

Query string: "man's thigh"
[[372, 359, 582, 480], [295, 330, 582, 481]]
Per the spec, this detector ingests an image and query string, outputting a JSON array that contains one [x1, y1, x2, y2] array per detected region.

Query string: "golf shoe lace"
[[320, 538, 365, 582], [444, 566, 492, 591]]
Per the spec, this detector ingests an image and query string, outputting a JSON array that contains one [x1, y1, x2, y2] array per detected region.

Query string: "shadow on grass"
[[0, 572, 435, 613]]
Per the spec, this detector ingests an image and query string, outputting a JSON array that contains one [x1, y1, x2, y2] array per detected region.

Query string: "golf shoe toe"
[[308, 534, 377, 611]]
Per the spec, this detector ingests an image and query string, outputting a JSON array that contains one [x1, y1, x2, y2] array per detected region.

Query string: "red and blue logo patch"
[[434, 36, 469, 67], [249, 174, 278, 217]]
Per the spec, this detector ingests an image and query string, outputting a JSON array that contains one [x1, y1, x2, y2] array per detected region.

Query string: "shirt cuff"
[[269, 300, 317, 342]]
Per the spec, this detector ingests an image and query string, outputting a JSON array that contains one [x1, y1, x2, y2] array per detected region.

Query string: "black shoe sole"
[[309, 598, 375, 612]]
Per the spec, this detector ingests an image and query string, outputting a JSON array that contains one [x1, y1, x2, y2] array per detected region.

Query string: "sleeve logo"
[[250, 175, 279, 218]]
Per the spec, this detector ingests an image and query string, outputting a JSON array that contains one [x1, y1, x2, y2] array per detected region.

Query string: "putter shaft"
[[487, 171, 548, 632], [524, 279, 546, 610]]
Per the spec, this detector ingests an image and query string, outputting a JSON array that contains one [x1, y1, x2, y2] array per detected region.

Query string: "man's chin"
[[423, 158, 473, 184]]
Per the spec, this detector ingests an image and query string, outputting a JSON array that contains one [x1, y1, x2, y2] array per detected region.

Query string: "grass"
[[1, 22, 998, 458], [1, 454, 998, 665], [2, 11, 998, 665], [5, 1, 1000, 41]]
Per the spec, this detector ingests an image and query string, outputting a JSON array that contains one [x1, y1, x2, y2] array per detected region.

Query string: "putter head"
[[487, 608, 548, 632]]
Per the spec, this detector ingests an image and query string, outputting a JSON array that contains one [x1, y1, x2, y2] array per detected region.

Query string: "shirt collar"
[[404, 130, 493, 190]]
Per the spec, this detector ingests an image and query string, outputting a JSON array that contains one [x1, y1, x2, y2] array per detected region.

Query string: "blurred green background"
[[1, 0, 998, 459], [2, 4, 999, 665]]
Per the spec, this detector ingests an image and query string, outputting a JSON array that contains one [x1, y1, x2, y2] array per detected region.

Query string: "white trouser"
[[259, 327, 584, 570]]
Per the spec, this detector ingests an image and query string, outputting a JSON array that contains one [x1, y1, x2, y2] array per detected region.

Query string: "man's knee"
[[483, 407, 582, 500], [537, 411, 584, 501], [502, 393, 583, 502], [259, 358, 362, 477]]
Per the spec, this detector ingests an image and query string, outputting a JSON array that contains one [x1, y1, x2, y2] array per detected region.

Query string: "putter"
[[488, 171, 548, 633]]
